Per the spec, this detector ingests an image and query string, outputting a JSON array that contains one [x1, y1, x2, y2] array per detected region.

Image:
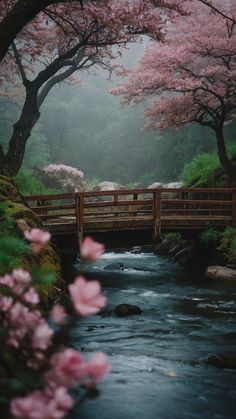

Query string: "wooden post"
[[79, 195, 84, 243], [76, 194, 84, 245], [153, 189, 161, 239], [232, 189, 236, 226], [75, 194, 80, 247]]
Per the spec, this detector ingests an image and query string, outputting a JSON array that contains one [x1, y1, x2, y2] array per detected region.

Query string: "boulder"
[[93, 181, 124, 191], [148, 182, 163, 189], [205, 266, 236, 281], [162, 182, 182, 188], [114, 304, 142, 317]]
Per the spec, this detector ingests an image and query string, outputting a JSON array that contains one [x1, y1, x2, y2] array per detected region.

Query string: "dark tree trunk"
[[0, 0, 84, 63], [216, 127, 236, 185], [5, 86, 40, 176]]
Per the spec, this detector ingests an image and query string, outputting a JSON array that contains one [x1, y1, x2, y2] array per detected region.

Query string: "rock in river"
[[114, 304, 142, 317], [205, 266, 236, 281], [104, 263, 125, 271]]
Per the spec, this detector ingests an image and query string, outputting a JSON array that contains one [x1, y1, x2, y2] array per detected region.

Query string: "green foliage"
[[200, 228, 222, 247], [164, 232, 182, 242], [180, 142, 236, 187], [180, 153, 220, 187], [0, 236, 31, 275], [0, 203, 14, 235], [20, 124, 50, 170], [14, 169, 59, 196]]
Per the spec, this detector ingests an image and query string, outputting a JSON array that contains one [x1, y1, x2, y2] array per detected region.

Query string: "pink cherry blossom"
[[69, 276, 106, 316], [48, 348, 87, 387], [0, 295, 13, 311], [32, 322, 53, 350], [24, 228, 51, 243], [50, 304, 67, 325], [23, 287, 40, 305], [83, 352, 111, 387], [80, 236, 105, 261], [10, 387, 74, 419], [24, 228, 51, 253]]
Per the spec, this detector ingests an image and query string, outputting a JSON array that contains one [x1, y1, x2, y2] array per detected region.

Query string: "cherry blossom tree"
[[0, 0, 186, 176], [113, 0, 236, 183], [0, 0, 85, 63]]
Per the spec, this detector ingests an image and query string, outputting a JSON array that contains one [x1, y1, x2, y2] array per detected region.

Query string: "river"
[[70, 249, 236, 419]]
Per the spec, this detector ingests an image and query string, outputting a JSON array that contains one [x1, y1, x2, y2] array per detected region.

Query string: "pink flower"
[[23, 287, 39, 305], [48, 348, 87, 387], [69, 276, 106, 316], [24, 228, 51, 254], [12, 269, 31, 285], [0, 295, 13, 311], [10, 387, 74, 419], [80, 236, 104, 261], [83, 352, 111, 387], [32, 322, 53, 350], [50, 304, 67, 325]]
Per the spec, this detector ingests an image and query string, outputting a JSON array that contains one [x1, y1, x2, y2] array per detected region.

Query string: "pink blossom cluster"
[[24, 228, 51, 254], [11, 350, 110, 419], [43, 164, 85, 190], [0, 269, 52, 352], [0, 234, 110, 418], [43, 164, 84, 179], [112, 0, 236, 131]]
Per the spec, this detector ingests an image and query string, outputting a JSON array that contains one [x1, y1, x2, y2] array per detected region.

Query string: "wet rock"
[[205, 266, 236, 281], [131, 246, 142, 254], [103, 263, 125, 271], [93, 181, 124, 191], [193, 354, 236, 369], [148, 182, 163, 189], [174, 246, 193, 264], [162, 182, 182, 188], [114, 304, 142, 317]]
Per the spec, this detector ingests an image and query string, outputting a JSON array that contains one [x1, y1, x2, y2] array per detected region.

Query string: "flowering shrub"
[[0, 230, 110, 418], [43, 164, 86, 191]]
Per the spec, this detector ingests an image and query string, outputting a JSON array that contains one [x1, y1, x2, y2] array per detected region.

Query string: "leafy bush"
[[164, 232, 182, 242], [200, 228, 222, 247], [14, 170, 60, 196], [0, 203, 14, 235], [180, 153, 220, 187], [0, 236, 31, 275], [180, 143, 236, 187]]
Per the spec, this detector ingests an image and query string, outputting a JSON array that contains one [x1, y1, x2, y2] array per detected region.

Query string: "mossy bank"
[[0, 175, 65, 305]]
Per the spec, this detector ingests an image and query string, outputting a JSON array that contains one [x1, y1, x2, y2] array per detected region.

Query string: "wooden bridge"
[[25, 187, 236, 245]]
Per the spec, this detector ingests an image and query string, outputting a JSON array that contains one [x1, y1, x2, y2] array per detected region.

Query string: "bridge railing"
[[25, 187, 235, 242]]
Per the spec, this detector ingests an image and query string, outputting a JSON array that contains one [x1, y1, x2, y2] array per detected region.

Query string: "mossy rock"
[[0, 175, 66, 306]]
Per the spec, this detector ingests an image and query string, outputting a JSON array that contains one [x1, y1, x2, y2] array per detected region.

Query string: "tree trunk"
[[215, 128, 236, 185], [5, 86, 40, 176]]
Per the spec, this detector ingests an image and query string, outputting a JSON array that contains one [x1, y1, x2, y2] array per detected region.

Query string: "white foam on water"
[[101, 251, 155, 260]]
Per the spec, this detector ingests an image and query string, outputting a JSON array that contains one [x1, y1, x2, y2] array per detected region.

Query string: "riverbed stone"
[[205, 266, 236, 281], [193, 354, 236, 369], [114, 304, 142, 317], [104, 263, 125, 271]]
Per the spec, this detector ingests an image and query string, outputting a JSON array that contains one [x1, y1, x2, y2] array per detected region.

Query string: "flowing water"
[[71, 250, 236, 419]]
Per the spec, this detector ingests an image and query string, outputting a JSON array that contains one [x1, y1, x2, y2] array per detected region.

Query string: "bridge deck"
[[25, 187, 236, 243]]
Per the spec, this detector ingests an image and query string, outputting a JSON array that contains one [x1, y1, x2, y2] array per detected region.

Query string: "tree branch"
[[11, 41, 29, 86]]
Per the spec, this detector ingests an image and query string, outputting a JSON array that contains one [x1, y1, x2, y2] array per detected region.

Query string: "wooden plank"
[[161, 199, 231, 205], [30, 204, 75, 211], [84, 199, 152, 208], [25, 192, 75, 201]]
